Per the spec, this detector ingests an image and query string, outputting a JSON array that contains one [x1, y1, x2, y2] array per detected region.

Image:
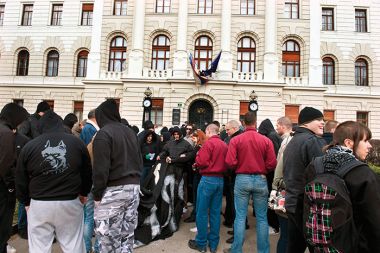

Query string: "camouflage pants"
[[94, 184, 140, 253]]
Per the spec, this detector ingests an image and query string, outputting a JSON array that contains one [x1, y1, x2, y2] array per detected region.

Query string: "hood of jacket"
[[171, 126, 183, 138], [0, 103, 29, 129], [38, 110, 65, 134], [143, 130, 157, 143], [258, 118, 276, 136], [95, 99, 121, 128]]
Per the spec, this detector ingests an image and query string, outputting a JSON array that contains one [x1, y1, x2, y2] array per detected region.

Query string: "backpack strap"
[[335, 160, 365, 178], [313, 157, 325, 175]]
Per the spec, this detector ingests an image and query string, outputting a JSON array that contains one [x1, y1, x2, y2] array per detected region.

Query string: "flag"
[[189, 51, 221, 85]]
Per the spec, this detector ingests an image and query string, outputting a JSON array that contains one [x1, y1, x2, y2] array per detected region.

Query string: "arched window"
[[17, 50, 29, 76], [46, 50, 59, 76], [355, 58, 368, 86], [151, 35, 170, 70], [322, 57, 335, 85], [282, 40, 300, 77], [194, 36, 213, 70], [237, 37, 256, 72], [77, 50, 88, 77], [108, 36, 127, 72]]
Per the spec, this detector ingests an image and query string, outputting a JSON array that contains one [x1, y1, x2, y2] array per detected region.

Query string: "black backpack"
[[303, 156, 363, 253]]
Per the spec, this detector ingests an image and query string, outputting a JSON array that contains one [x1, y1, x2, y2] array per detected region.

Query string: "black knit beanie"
[[298, 107, 324, 125]]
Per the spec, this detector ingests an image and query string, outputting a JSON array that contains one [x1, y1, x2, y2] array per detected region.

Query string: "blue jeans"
[[195, 176, 224, 251], [277, 215, 288, 253], [231, 174, 269, 253], [84, 192, 99, 252], [18, 202, 27, 230]]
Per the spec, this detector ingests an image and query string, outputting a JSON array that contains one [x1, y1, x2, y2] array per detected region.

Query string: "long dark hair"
[[325, 121, 372, 157]]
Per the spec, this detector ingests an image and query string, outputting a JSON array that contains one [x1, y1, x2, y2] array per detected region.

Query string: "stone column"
[[172, 0, 189, 78], [127, 0, 146, 77], [263, 0, 278, 82], [87, 0, 104, 79], [308, 0, 322, 86], [217, 0, 232, 79]]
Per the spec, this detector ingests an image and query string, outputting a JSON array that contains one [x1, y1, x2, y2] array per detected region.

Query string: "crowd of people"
[[0, 100, 379, 253]]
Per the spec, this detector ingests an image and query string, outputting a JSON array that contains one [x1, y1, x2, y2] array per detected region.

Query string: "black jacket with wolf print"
[[92, 99, 143, 201], [16, 110, 92, 206]]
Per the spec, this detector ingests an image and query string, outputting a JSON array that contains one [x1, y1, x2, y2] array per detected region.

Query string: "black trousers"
[[0, 181, 16, 253], [286, 211, 314, 253], [223, 174, 235, 225]]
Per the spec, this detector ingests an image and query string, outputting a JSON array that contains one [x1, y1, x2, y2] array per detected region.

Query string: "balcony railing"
[[283, 76, 307, 86], [142, 68, 173, 79], [100, 71, 124, 80], [232, 71, 264, 82]]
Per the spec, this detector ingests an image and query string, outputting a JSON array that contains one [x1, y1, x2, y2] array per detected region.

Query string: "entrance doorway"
[[188, 99, 213, 130]]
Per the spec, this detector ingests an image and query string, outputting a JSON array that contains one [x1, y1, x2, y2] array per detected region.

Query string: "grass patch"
[[369, 163, 380, 175]]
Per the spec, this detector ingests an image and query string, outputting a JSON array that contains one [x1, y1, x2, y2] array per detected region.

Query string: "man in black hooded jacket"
[[18, 101, 51, 139], [92, 99, 143, 253], [0, 103, 29, 253], [16, 110, 92, 253]]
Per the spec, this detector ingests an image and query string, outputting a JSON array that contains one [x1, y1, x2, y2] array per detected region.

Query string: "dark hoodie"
[[0, 103, 29, 188], [18, 101, 50, 139], [159, 126, 194, 164], [92, 99, 143, 201], [15, 110, 92, 205], [258, 118, 282, 156], [141, 130, 161, 167]]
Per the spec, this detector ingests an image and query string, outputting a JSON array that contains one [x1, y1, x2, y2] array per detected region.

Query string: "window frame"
[[156, 0, 171, 13], [13, 99, 24, 107], [355, 9, 367, 32], [17, 50, 29, 76], [240, 0, 255, 15], [108, 36, 127, 72], [355, 58, 368, 86], [357, 111, 368, 126], [73, 101, 84, 121], [43, 100, 54, 110], [151, 98, 164, 126], [22, 4, 33, 26], [194, 36, 213, 70], [282, 40, 300, 77], [151, 35, 170, 70], [0, 4, 5, 26], [76, 50, 89, 77], [322, 57, 335, 85], [197, 0, 213, 14], [284, 0, 299, 19], [46, 50, 59, 77], [322, 7, 334, 31], [51, 3, 63, 26], [285, 104, 299, 124], [113, 0, 128, 16], [237, 37, 256, 73], [81, 3, 93, 26]]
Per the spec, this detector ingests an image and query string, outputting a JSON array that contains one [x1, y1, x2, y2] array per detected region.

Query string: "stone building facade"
[[0, 0, 379, 136]]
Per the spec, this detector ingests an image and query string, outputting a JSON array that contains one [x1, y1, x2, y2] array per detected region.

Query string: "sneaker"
[[7, 245, 16, 253], [269, 227, 279, 235], [190, 226, 198, 232], [209, 248, 217, 253], [188, 239, 206, 253], [226, 236, 234, 244], [223, 248, 232, 253]]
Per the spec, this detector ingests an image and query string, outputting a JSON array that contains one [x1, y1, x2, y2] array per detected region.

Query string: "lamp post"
[[248, 90, 259, 112], [142, 87, 152, 127]]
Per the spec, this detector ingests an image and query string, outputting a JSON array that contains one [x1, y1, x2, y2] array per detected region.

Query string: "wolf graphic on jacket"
[[41, 140, 68, 175]]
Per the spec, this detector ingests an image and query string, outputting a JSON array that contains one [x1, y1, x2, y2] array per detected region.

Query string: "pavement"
[[8, 204, 281, 253]]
